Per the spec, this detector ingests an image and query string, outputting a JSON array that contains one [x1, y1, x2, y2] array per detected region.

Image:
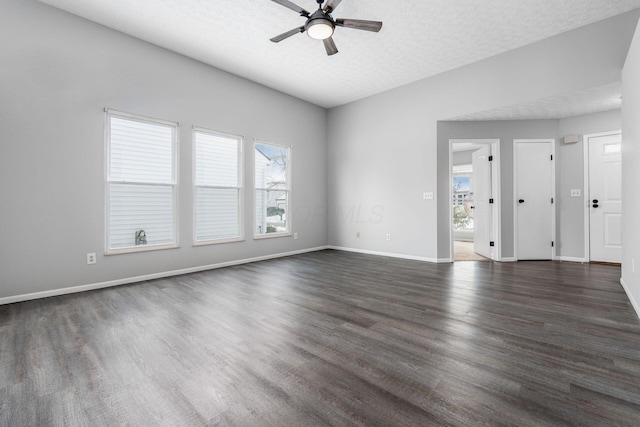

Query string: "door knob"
[[518, 199, 525, 203], [592, 199, 599, 204], [593, 204, 599, 208], [470, 206, 475, 209]]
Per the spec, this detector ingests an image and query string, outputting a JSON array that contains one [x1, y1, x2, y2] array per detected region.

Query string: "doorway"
[[514, 139, 555, 260], [449, 139, 501, 262], [584, 131, 622, 263]]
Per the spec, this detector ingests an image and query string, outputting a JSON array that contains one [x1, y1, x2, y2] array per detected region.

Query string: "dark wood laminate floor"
[[2, 250, 640, 426]]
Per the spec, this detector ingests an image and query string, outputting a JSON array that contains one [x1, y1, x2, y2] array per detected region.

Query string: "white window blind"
[[194, 129, 243, 243], [106, 111, 178, 252], [254, 142, 290, 237]]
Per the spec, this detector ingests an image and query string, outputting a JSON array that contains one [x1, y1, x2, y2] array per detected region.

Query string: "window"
[[453, 174, 473, 229], [603, 143, 621, 154], [106, 110, 178, 253], [194, 128, 243, 244], [254, 141, 290, 237]]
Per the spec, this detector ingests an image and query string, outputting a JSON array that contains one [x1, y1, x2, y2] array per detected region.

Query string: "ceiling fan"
[[269, 0, 383, 56]]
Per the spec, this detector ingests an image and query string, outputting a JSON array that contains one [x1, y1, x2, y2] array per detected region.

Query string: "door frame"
[[582, 130, 622, 262], [513, 139, 556, 261], [448, 139, 501, 262]]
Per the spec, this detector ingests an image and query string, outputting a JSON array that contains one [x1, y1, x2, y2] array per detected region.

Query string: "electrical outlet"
[[356, 232, 360, 238], [86, 253, 96, 265], [423, 192, 434, 200], [386, 233, 391, 241], [294, 232, 298, 240], [570, 189, 581, 197]]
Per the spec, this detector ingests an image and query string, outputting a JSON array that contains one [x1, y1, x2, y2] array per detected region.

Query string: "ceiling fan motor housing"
[[305, 10, 335, 40]]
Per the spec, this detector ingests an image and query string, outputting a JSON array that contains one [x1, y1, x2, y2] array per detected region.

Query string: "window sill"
[[193, 237, 244, 246], [253, 232, 292, 240], [105, 243, 179, 255]]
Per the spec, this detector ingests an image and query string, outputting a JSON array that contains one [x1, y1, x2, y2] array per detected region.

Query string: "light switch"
[[570, 189, 581, 197], [423, 192, 434, 200]]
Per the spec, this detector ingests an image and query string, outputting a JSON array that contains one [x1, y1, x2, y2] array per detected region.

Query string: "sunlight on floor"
[[454, 241, 491, 261]]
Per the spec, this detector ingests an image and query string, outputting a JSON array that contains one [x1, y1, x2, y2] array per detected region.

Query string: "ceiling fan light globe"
[[307, 20, 334, 40]]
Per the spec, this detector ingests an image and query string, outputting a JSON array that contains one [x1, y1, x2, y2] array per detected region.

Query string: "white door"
[[472, 146, 492, 258], [588, 133, 622, 263], [515, 141, 554, 260]]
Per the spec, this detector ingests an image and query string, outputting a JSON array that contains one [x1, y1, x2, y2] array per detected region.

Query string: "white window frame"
[[105, 109, 179, 255], [254, 140, 292, 239], [193, 127, 244, 246]]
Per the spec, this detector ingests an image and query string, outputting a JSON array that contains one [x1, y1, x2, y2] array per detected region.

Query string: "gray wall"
[[622, 18, 640, 314], [557, 110, 622, 259], [1, 1, 638, 302], [327, 11, 638, 261], [437, 120, 558, 259], [437, 111, 621, 261], [452, 150, 474, 166], [0, 0, 327, 299]]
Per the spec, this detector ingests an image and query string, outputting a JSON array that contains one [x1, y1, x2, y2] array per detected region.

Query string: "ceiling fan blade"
[[270, 0, 310, 16], [335, 18, 383, 32], [323, 0, 343, 13], [323, 37, 338, 56], [270, 26, 305, 42]]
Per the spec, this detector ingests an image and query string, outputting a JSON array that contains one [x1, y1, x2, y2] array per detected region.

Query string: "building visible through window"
[[254, 142, 290, 236]]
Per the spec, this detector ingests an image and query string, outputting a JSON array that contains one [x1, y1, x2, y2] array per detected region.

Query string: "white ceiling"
[[452, 143, 485, 153], [448, 82, 623, 121], [39, 0, 640, 113]]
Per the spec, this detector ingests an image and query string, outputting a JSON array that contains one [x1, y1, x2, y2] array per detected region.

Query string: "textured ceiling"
[[39, 0, 640, 111], [448, 82, 623, 121]]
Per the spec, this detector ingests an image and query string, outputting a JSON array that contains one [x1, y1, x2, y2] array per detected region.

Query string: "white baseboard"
[[329, 246, 524, 264], [558, 256, 587, 263], [328, 246, 444, 263], [0, 246, 329, 306], [620, 278, 640, 319]]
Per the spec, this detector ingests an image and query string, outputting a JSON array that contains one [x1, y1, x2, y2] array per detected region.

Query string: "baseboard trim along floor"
[[2, 251, 638, 424], [0, 246, 330, 306]]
